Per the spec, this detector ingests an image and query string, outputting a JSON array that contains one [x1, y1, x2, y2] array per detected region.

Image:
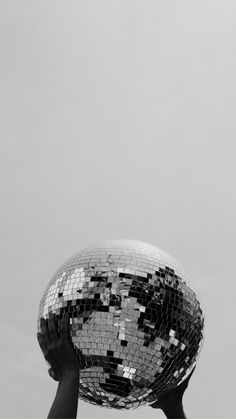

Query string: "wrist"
[[161, 401, 186, 419], [59, 367, 80, 381]]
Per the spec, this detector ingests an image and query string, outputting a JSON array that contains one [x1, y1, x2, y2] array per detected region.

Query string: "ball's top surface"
[[38, 239, 204, 410], [55, 238, 188, 281]]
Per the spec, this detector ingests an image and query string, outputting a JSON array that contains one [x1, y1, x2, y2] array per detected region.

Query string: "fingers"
[[180, 365, 196, 390], [37, 332, 54, 364], [48, 313, 59, 342], [39, 318, 51, 346], [60, 312, 69, 341], [186, 365, 196, 382], [37, 332, 48, 354], [38, 312, 70, 346]]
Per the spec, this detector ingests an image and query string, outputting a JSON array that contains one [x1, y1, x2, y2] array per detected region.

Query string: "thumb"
[[185, 366, 196, 384], [48, 367, 59, 381], [179, 365, 196, 390]]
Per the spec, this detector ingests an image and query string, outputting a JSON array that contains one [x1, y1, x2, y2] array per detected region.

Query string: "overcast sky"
[[0, 1, 236, 418]]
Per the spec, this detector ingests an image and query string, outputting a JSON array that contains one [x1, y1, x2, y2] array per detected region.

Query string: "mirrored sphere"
[[37, 239, 204, 409]]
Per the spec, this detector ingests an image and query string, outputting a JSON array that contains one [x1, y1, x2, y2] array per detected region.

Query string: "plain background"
[[0, 1, 236, 418]]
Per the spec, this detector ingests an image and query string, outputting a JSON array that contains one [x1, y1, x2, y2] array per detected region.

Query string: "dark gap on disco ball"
[[100, 375, 133, 397]]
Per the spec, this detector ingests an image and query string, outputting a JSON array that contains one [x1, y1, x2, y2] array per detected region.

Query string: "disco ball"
[[37, 239, 204, 410]]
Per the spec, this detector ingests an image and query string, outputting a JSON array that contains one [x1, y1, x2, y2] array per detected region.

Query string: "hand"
[[150, 366, 196, 410], [37, 312, 85, 381]]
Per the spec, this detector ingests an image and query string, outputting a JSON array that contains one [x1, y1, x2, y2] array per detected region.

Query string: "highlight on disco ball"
[[37, 239, 204, 410]]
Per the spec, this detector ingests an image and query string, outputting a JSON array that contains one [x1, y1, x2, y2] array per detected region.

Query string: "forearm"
[[47, 369, 80, 419], [161, 402, 187, 419]]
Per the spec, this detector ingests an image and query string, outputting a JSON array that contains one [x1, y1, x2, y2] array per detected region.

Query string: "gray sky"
[[0, 1, 236, 417]]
